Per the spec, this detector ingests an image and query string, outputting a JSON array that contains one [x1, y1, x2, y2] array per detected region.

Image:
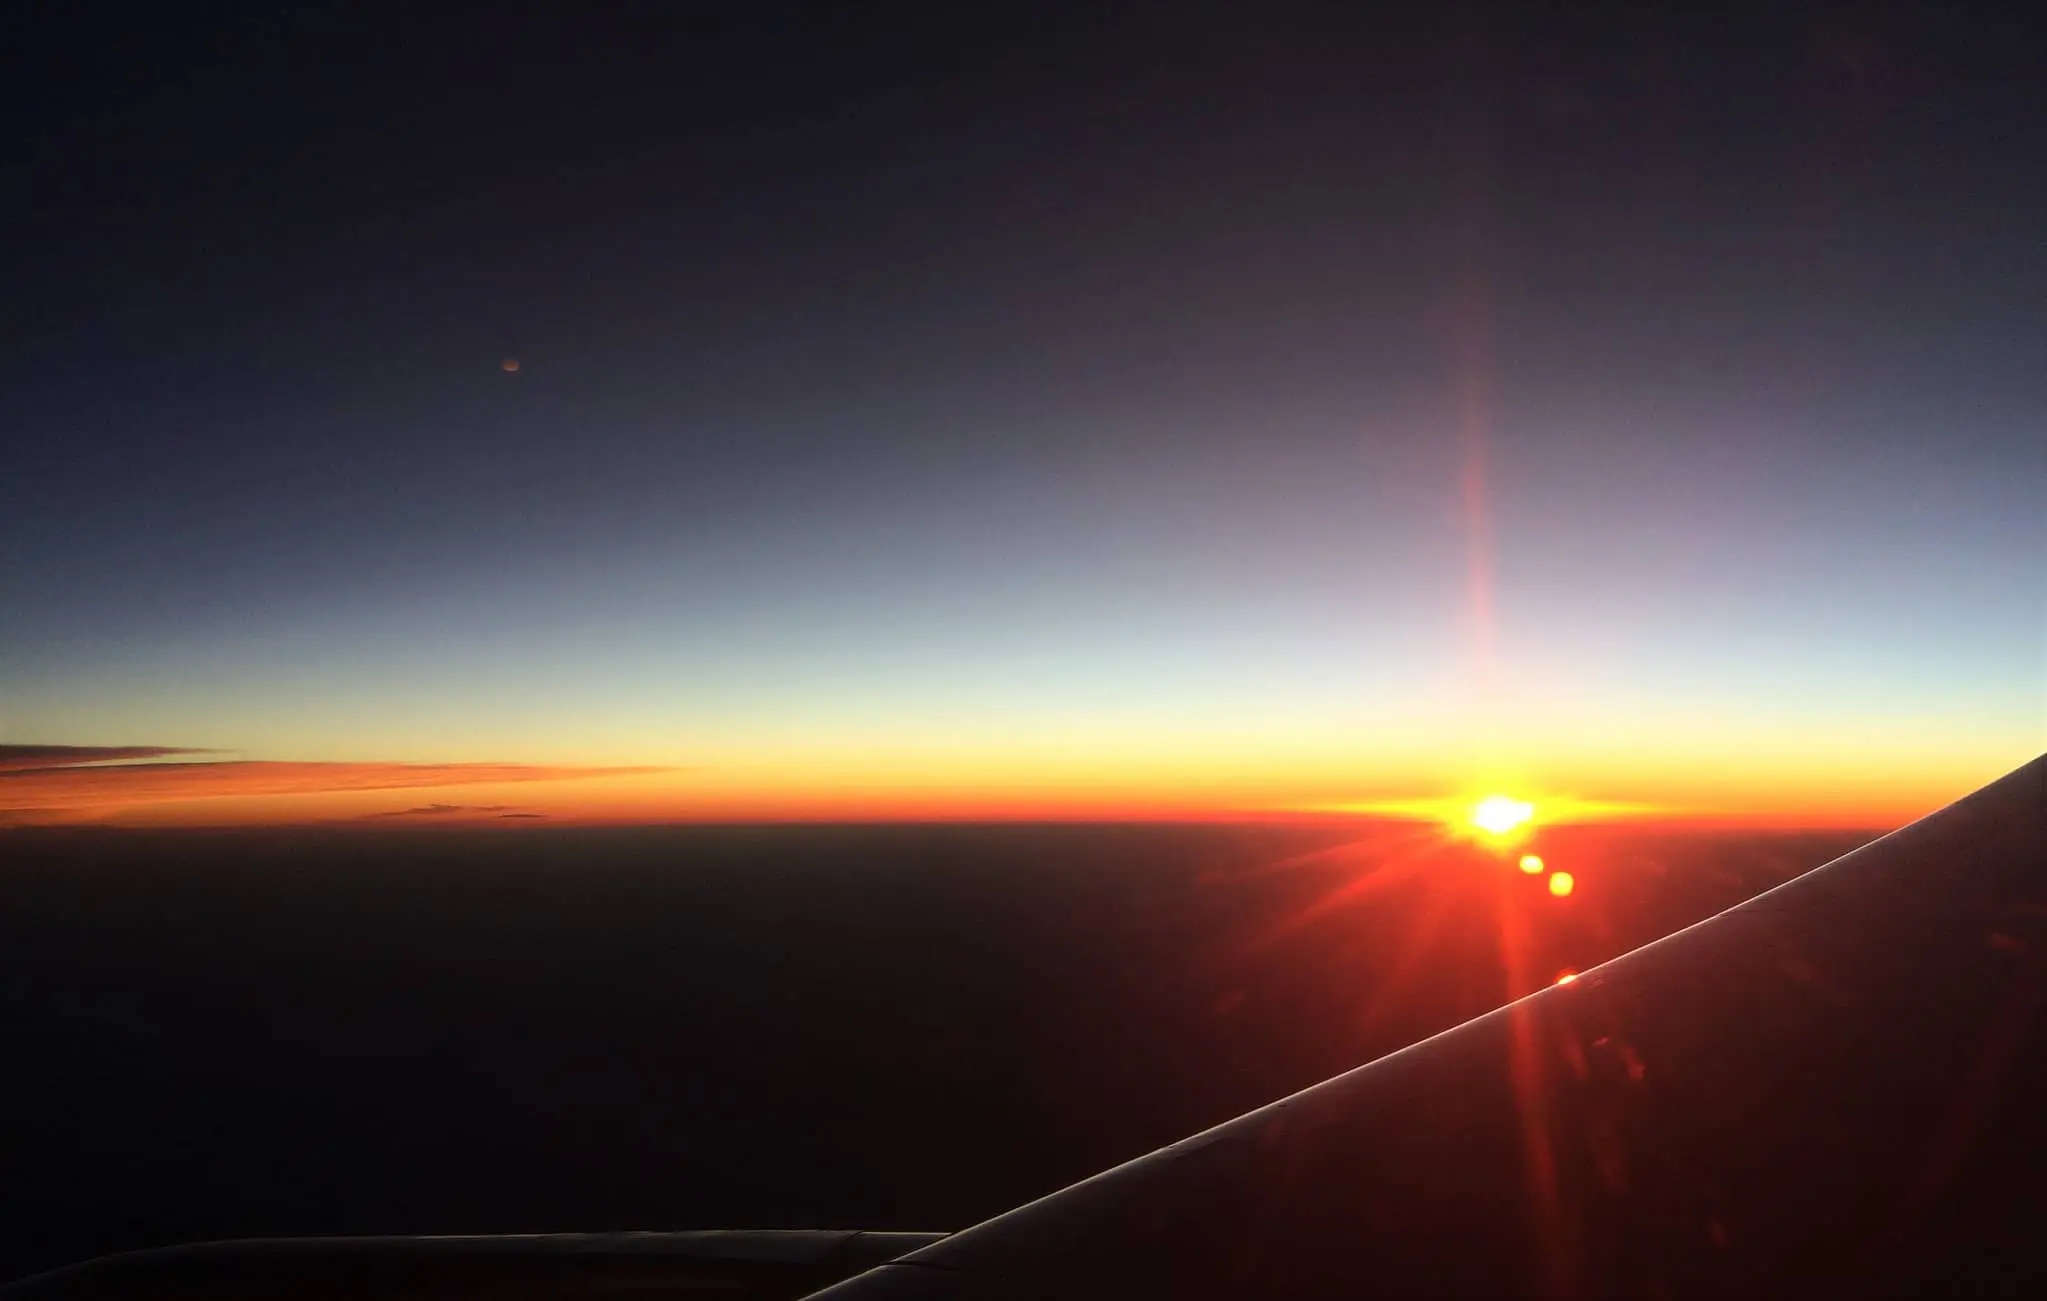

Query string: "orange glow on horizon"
[[0, 744, 2023, 830], [1314, 791, 1664, 827]]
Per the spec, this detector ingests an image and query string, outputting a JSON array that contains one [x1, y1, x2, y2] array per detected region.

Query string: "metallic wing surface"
[[807, 753, 2047, 1299]]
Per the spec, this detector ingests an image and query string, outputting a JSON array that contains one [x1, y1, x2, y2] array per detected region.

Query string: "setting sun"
[[1470, 795, 1535, 838]]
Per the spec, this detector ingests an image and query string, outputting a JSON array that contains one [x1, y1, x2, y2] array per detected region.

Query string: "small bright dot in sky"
[[502, 358, 520, 372], [1519, 854, 1545, 874], [1471, 796, 1534, 836], [1548, 871, 1576, 898]]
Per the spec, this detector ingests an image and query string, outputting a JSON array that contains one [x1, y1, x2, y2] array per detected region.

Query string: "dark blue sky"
[[3, 4, 2041, 822]]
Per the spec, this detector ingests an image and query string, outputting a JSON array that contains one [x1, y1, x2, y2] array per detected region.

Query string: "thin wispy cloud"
[[352, 805, 555, 824], [366, 803, 513, 818], [0, 752, 667, 816], [361, 803, 527, 820], [0, 745, 214, 772]]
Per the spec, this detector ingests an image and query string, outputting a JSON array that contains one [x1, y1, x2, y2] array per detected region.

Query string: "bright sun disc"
[[1470, 795, 1535, 836]]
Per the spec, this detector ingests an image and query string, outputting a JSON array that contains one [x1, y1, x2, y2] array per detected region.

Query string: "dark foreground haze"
[[0, 822, 1875, 1282]]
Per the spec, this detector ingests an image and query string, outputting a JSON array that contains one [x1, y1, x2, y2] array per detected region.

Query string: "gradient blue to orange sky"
[[2, 10, 2041, 830]]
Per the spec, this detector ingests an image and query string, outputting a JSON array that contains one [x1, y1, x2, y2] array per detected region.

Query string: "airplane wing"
[[808, 753, 2047, 1299], [0, 1231, 944, 1299]]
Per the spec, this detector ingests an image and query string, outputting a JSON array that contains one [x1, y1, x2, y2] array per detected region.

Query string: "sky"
[[2, 5, 2041, 827]]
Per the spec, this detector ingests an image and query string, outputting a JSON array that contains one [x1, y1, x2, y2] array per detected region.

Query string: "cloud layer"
[[357, 803, 549, 822], [0, 745, 211, 771], [364, 803, 516, 819], [0, 751, 664, 818]]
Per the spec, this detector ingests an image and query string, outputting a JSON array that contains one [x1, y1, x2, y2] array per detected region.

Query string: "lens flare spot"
[[1519, 853, 1545, 874], [1548, 871, 1576, 898]]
